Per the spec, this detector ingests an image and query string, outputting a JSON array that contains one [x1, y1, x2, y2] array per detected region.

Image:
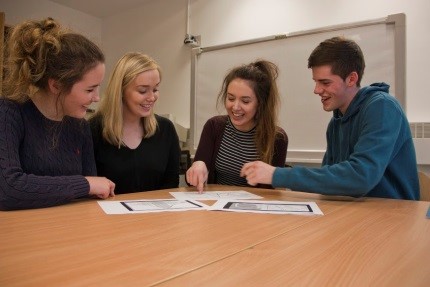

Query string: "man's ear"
[[47, 78, 61, 94], [346, 72, 359, 87]]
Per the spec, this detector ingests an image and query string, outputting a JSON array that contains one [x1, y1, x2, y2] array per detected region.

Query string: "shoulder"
[[88, 114, 103, 130], [155, 114, 175, 128], [154, 115, 179, 143], [201, 115, 228, 136], [361, 90, 403, 116], [276, 126, 288, 140], [0, 98, 21, 112], [155, 114, 173, 124], [88, 114, 107, 140], [360, 83, 401, 108], [155, 114, 178, 137], [208, 115, 228, 124], [205, 115, 228, 128], [0, 99, 24, 123]]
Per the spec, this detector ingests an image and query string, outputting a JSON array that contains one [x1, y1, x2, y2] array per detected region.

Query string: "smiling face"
[[122, 69, 160, 120], [311, 65, 358, 115], [62, 63, 105, 119], [224, 78, 258, 132]]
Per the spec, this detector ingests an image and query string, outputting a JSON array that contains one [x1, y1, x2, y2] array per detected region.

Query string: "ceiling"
[[50, 0, 153, 18]]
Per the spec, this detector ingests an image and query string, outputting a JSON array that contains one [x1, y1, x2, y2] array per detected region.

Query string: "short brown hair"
[[308, 36, 365, 86]]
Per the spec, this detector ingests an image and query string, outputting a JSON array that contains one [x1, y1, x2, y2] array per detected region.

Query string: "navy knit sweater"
[[0, 99, 95, 210]]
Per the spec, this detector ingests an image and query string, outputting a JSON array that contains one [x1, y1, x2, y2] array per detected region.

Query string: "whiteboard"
[[190, 14, 405, 163]]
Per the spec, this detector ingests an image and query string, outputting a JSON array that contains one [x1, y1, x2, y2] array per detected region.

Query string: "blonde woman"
[[89, 52, 180, 194]]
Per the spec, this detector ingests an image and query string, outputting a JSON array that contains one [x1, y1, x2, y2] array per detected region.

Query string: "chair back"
[[418, 171, 430, 201]]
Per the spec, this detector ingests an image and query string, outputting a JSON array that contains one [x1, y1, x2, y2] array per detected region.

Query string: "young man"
[[241, 36, 419, 200]]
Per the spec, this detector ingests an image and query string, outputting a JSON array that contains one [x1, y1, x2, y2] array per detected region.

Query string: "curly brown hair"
[[3, 17, 104, 102]]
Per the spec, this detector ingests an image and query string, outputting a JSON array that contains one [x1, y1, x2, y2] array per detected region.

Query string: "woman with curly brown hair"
[[0, 17, 115, 210]]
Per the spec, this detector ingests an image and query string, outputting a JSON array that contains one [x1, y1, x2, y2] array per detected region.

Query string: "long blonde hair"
[[91, 52, 160, 148]]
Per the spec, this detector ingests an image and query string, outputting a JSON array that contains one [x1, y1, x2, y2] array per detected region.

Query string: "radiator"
[[410, 122, 430, 165]]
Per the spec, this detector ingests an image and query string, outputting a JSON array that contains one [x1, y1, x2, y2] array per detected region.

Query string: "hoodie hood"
[[334, 82, 390, 121]]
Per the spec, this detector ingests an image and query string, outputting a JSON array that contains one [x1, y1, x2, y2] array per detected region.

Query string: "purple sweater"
[[0, 99, 95, 210]]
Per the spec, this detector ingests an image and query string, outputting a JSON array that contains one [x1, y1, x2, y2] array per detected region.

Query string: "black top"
[[89, 114, 180, 194]]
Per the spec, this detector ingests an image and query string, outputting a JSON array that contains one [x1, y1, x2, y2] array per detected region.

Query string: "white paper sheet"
[[209, 199, 324, 215], [170, 190, 263, 201], [98, 199, 209, 214]]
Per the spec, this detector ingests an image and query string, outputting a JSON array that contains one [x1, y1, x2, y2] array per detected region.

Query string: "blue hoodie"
[[273, 83, 419, 200]]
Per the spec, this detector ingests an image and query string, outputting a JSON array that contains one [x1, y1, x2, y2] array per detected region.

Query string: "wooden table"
[[1, 185, 429, 287]]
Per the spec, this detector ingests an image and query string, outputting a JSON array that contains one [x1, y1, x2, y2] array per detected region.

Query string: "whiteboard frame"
[[189, 13, 405, 163]]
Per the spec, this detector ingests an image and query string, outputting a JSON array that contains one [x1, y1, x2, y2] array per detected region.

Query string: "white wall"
[[0, 0, 102, 43], [101, 0, 191, 128], [190, 0, 430, 122], [2, 0, 429, 125], [0, 0, 103, 109], [188, 0, 430, 173], [1, 0, 429, 172]]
